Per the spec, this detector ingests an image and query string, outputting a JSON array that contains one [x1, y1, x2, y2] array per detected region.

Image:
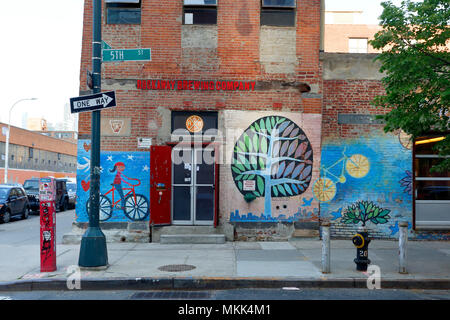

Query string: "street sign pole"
[[79, 0, 108, 268]]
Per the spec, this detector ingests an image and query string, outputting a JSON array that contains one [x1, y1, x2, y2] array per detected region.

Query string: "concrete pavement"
[[0, 239, 449, 291]]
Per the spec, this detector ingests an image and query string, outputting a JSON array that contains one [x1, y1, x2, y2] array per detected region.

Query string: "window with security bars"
[[261, 0, 296, 27], [105, 0, 141, 24], [183, 0, 217, 25]]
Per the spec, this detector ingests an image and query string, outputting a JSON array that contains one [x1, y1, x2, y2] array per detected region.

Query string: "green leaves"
[[231, 116, 313, 202], [370, 0, 450, 172], [341, 201, 391, 226]]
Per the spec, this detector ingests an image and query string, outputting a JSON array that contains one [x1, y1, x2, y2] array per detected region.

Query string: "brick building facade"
[[74, 0, 449, 242], [0, 123, 77, 184]]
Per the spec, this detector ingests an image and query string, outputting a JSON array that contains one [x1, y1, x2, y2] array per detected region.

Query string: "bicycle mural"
[[76, 140, 150, 222], [312, 146, 370, 203], [319, 134, 414, 239]]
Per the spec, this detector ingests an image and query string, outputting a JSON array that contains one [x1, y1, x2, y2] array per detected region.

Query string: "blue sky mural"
[[76, 140, 150, 223]]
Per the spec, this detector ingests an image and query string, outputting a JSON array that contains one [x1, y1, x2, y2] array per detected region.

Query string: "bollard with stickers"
[[39, 177, 57, 272]]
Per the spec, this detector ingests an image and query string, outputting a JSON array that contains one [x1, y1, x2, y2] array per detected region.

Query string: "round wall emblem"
[[186, 115, 204, 133]]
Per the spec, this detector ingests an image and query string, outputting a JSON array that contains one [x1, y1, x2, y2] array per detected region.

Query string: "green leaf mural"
[[231, 116, 314, 216], [341, 201, 391, 226]]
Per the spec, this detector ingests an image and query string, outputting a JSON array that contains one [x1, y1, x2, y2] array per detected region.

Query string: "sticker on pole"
[[70, 91, 116, 114]]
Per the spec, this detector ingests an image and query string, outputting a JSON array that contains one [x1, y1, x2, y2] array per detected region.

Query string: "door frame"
[[167, 142, 220, 227]]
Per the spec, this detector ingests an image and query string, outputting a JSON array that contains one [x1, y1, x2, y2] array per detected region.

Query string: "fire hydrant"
[[352, 228, 371, 271]]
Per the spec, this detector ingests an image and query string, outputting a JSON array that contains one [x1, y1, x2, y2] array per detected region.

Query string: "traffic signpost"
[[78, 0, 108, 269], [69, 91, 116, 114], [102, 48, 151, 62]]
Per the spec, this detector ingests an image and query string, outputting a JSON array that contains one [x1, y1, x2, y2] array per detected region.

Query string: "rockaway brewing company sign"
[[137, 79, 256, 92]]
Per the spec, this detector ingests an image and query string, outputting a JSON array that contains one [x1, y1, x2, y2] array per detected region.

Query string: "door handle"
[[158, 191, 163, 204]]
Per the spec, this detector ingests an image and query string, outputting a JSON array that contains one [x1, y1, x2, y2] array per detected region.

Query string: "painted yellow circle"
[[353, 234, 365, 248], [185, 115, 204, 133], [313, 177, 336, 202], [346, 154, 370, 178]]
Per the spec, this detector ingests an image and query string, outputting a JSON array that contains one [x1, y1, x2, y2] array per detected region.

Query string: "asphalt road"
[[0, 208, 75, 245], [0, 288, 449, 300]]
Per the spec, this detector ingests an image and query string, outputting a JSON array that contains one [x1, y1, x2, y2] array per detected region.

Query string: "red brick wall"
[[322, 79, 386, 139], [78, 0, 323, 149]]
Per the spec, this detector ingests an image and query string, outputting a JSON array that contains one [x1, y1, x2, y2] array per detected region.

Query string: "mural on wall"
[[340, 200, 391, 226], [399, 170, 413, 195], [230, 197, 319, 222], [230, 116, 314, 218], [76, 140, 150, 223], [320, 133, 413, 239], [312, 146, 370, 203]]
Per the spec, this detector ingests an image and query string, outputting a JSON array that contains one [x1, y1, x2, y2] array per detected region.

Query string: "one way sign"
[[70, 91, 116, 114]]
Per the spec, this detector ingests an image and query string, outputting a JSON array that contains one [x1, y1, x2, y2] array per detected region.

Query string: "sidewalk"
[[0, 240, 449, 291]]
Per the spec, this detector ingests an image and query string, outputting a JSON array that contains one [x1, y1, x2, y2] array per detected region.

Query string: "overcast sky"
[[0, 0, 384, 129]]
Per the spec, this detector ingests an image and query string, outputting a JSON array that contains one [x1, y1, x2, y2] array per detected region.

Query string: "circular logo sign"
[[186, 115, 204, 133]]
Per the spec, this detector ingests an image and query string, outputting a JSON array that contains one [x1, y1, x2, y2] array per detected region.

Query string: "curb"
[[1, 277, 449, 291]]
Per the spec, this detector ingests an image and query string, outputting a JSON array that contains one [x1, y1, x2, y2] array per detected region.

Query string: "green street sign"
[[102, 41, 112, 49], [102, 48, 151, 62]]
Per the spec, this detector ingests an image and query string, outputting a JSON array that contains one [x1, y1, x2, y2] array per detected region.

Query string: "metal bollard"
[[321, 221, 331, 274], [398, 222, 408, 274]]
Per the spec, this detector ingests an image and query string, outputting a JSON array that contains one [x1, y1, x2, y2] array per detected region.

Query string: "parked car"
[[66, 181, 77, 209], [23, 178, 40, 212], [23, 178, 70, 213], [0, 184, 30, 223]]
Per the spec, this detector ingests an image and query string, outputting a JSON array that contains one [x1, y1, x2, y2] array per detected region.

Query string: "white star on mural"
[[107, 155, 113, 161], [127, 155, 134, 160], [142, 165, 149, 172]]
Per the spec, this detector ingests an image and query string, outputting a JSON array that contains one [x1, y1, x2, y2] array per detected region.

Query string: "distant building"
[[27, 117, 48, 131], [36, 131, 78, 144], [0, 123, 77, 184], [324, 11, 382, 53]]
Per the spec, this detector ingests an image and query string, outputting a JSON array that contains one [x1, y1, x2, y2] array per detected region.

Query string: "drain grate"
[[131, 291, 211, 300], [158, 264, 196, 272]]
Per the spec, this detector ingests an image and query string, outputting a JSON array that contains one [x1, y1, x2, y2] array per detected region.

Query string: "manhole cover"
[[158, 264, 196, 272]]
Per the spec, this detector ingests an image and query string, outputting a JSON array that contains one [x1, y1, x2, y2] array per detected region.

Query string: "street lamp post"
[[4, 98, 37, 184]]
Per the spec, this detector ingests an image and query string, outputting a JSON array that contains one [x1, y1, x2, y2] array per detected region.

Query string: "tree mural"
[[231, 116, 313, 216], [341, 201, 391, 226]]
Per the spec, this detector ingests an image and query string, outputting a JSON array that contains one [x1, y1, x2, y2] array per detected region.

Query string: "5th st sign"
[[70, 91, 116, 114]]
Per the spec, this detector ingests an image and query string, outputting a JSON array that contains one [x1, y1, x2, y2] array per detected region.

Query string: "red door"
[[150, 146, 172, 226]]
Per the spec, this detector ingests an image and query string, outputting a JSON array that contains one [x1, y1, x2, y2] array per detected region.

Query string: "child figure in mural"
[[110, 162, 132, 211]]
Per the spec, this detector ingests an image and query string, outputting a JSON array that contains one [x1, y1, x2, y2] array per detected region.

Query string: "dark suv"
[[0, 185, 30, 223], [23, 178, 70, 213]]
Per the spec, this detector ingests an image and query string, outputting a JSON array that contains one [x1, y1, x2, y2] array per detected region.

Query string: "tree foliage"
[[370, 0, 450, 171]]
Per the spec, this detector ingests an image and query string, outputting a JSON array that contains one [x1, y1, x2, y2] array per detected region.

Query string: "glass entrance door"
[[172, 147, 215, 225]]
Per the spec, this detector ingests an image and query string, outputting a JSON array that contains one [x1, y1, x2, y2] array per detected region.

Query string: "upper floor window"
[[106, 0, 141, 25], [348, 38, 368, 53], [183, 0, 217, 25], [261, 0, 296, 27]]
